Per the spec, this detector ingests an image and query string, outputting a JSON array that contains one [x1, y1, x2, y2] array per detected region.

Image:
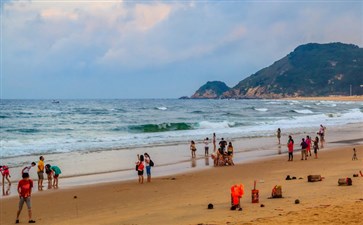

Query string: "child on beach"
[[352, 148, 358, 160], [21, 162, 36, 177], [136, 154, 145, 184], [144, 153, 152, 182], [287, 136, 294, 161], [0, 165, 11, 186], [45, 164, 53, 189], [50, 165, 62, 188], [16, 172, 35, 224], [190, 140, 197, 158], [204, 137, 210, 156], [313, 136, 319, 159]]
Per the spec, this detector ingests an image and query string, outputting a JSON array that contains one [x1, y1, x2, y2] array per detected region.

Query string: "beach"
[[1, 135, 363, 224]]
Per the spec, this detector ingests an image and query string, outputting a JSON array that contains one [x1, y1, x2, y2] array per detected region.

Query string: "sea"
[[1, 98, 362, 163]]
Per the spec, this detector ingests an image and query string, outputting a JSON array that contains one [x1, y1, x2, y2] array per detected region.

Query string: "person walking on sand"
[[0, 165, 11, 186], [136, 154, 145, 184], [190, 140, 197, 158], [306, 136, 312, 156], [22, 162, 36, 177], [287, 135, 294, 161], [276, 128, 281, 144], [352, 148, 358, 160], [37, 156, 45, 190], [50, 165, 61, 188], [144, 153, 152, 182], [313, 136, 319, 159], [204, 137, 210, 156], [300, 138, 308, 160], [15, 173, 36, 224]]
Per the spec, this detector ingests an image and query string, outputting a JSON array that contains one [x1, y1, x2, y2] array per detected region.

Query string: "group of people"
[[283, 125, 326, 161], [190, 133, 235, 167], [135, 153, 153, 184], [1, 156, 62, 224]]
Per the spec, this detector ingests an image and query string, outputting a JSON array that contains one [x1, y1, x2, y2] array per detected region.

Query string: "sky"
[[1, 0, 362, 99]]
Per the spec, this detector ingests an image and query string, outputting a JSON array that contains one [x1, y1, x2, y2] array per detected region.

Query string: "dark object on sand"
[[271, 185, 282, 198], [285, 175, 291, 180], [308, 175, 323, 182], [73, 196, 77, 199], [260, 204, 265, 207], [295, 199, 300, 204], [338, 178, 352, 186], [292, 176, 297, 180], [353, 174, 359, 177], [230, 205, 242, 211], [208, 203, 213, 209]]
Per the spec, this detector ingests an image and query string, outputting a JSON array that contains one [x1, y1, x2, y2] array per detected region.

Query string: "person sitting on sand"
[[136, 154, 145, 184], [287, 136, 294, 161], [0, 165, 11, 186], [313, 136, 319, 159]]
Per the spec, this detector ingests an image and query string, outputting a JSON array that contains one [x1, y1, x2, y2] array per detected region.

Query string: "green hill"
[[192, 43, 363, 99], [191, 81, 230, 99]]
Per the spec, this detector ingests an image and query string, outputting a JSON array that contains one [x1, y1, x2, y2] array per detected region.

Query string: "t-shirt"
[[18, 179, 33, 198], [288, 140, 294, 152], [22, 165, 32, 174], [204, 139, 209, 147], [38, 160, 44, 172], [137, 162, 144, 171], [144, 156, 150, 167], [50, 166, 61, 175]]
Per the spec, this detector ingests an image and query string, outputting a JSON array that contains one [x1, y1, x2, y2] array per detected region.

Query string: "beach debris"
[[295, 199, 300, 204], [338, 177, 352, 186], [285, 175, 291, 180], [260, 204, 265, 207], [73, 195, 78, 199], [307, 175, 323, 182], [292, 176, 297, 180], [207, 203, 214, 209], [353, 174, 359, 177], [271, 185, 282, 198], [299, 177, 303, 180], [231, 184, 244, 210], [251, 180, 259, 203]]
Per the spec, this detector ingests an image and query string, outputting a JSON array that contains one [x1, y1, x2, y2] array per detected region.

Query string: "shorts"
[[2, 170, 10, 176], [19, 197, 32, 210], [146, 166, 151, 176], [37, 171, 44, 179], [53, 174, 59, 178], [138, 170, 144, 176]]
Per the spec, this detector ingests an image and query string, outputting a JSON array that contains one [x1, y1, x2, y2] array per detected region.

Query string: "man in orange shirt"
[[16, 173, 35, 223], [37, 156, 45, 191]]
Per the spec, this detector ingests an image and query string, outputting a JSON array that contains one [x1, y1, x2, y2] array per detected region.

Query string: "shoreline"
[[1, 143, 362, 225], [281, 95, 363, 101]]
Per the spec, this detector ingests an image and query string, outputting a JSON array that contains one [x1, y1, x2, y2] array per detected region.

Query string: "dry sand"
[[1, 144, 362, 225]]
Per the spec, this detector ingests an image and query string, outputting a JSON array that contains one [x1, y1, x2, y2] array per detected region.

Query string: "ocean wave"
[[254, 108, 268, 112], [128, 122, 193, 133], [6, 128, 41, 133], [156, 106, 167, 110], [292, 109, 313, 114]]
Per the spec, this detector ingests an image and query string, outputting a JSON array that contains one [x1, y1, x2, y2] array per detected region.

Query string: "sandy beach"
[[1, 141, 362, 224], [283, 95, 363, 102]]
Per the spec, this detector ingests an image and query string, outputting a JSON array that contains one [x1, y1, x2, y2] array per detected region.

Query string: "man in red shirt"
[[16, 173, 35, 223]]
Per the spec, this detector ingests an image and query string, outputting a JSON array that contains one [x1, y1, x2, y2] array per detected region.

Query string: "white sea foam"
[[293, 109, 313, 114], [254, 108, 268, 112], [198, 121, 234, 129], [156, 106, 167, 110]]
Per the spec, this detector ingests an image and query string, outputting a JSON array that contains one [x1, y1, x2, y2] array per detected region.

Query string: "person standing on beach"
[[190, 140, 197, 158], [318, 124, 326, 148], [352, 148, 358, 160], [144, 153, 152, 182], [313, 136, 319, 159], [276, 128, 281, 144], [136, 154, 145, 184], [50, 165, 62, 188], [213, 133, 216, 152], [287, 135, 294, 161], [204, 137, 210, 156], [306, 136, 312, 156], [15, 172, 35, 224], [22, 162, 36, 177], [45, 164, 53, 189], [0, 165, 11, 186], [37, 156, 45, 190], [219, 138, 227, 152], [300, 138, 308, 160]]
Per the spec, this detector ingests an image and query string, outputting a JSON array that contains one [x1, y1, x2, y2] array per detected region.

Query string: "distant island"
[[189, 42, 363, 99]]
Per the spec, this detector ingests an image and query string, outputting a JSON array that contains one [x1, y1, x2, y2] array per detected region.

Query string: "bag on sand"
[[338, 178, 352, 186], [308, 175, 322, 182]]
